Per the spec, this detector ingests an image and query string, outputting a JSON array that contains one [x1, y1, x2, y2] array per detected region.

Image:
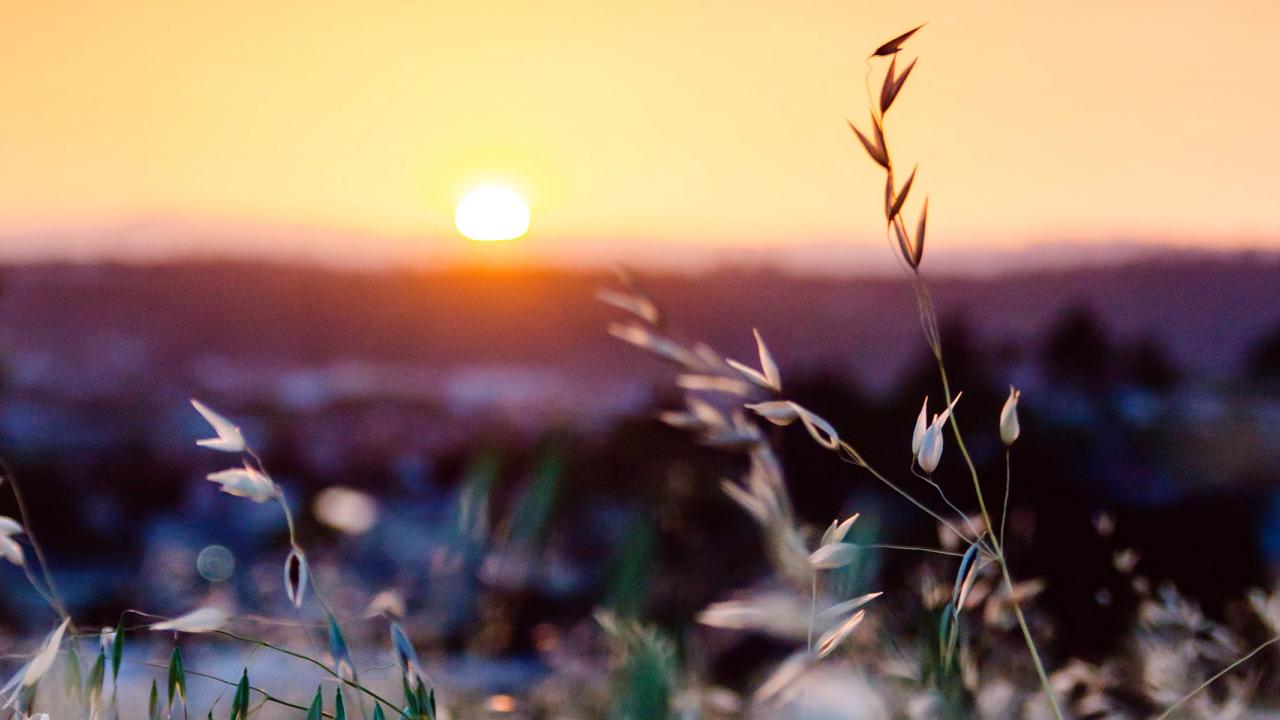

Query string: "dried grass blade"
[[848, 120, 888, 169], [878, 56, 898, 112], [816, 609, 866, 658], [893, 219, 916, 268], [950, 543, 980, 608], [819, 591, 883, 621], [872, 23, 926, 57], [872, 114, 888, 161], [914, 197, 928, 266], [881, 58, 918, 113], [752, 328, 781, 390], [888, 166, 917, 221]]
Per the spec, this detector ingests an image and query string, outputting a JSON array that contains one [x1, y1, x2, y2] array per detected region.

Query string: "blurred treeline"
[[1, 294, 1279, 671]]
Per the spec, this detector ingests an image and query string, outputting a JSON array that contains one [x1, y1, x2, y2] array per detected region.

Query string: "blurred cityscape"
[[0, 253, 1278, 670]]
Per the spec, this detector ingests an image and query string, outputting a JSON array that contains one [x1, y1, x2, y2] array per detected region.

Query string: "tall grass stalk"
[[0, 456, 73, 626], [855, 28, 1067, 718], [600, 24, 1095, 718]]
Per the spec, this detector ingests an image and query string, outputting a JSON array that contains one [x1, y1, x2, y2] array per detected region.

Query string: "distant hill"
[[0, 255, 1276, 415]]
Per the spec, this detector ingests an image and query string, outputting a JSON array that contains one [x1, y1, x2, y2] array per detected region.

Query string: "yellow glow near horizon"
[[455, 186, 530, 242], [2, 1, 1280, 265]]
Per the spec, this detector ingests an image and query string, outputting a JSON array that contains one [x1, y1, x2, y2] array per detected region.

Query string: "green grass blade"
[[111, 621, 125, 682], [63, 642, 83, 699], [148, 678, 161, 720], [86, 650, 106, 706], [167, 646, 186, 706], [231, 669, 250, 720], [329, 615, 354, 678], [305, 685, 324, 720]]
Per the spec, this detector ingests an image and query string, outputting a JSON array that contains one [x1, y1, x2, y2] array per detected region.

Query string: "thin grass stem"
[[134, 660, 334, 719], [935, 340, 1064, 720], [834, 440, 982, 552], [213, 630, 399, 711], [0, 456, 73, 626], [1001, 450, 1012, 551], [807, 574, 817, 654], [1154, 634, 1280, 720], [857, 543, 965, 558], [910, 463, 983, 541], [251, 447, 369, 720], [998, 554, 1062, 720]]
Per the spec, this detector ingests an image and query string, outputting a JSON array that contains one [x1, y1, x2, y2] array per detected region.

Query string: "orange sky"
[[2, 1, 1278, 267]]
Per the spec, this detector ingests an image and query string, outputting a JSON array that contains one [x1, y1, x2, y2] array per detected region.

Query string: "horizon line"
[[2, 241, 1277, 280]]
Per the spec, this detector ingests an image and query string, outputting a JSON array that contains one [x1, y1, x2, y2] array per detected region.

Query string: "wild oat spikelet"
[[1000, 387, 1022, 446], [879, 56, 918, 113], [190, 399, 246, 453], [871, 23, 926, 57], [917, 415, 945, 474], [725, 328, 782, 392], [853, 25, 932, 271], [914, 393, 962, 473], [20, 618, 70, 688], [207, 462, 277, 502], [150, 607, 229, 634], [284, 547, 308, 609], [0, 516, 24, 566], [911, 397, 929, 456]]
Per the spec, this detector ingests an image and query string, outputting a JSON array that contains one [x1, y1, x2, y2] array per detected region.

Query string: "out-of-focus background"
[[3, 258, 1279, 636], [2, 1, 1280, 714]]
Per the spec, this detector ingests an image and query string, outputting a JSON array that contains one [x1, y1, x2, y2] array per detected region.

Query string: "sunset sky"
[[2, 1, 1278, 268]]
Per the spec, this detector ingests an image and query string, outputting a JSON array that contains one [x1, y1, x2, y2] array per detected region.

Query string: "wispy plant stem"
[[252, 448, 369, 720], [935, 340, 1064, 720], [1001, 450, 1012, 551], [836, 440, 989, 554], [1155, 634, 1280, 720], [911, 463, 984, 541], [807, 574, 818, 654], [936, 366, 992, 535], [137, 660, 335, 719], [998, 550, 1061, 718], [0, 456, 74, 627], [214, 630, 399, 711], [859, 543, 965, 557]]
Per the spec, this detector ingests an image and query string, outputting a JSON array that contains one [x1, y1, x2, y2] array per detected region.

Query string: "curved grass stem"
[[858, 543, 965, 557], [807, 574, 817, 654], [835, 440, 988, 554], [251, 447, 369, 720], [911, 463, 984, 540], [135, 660, 335, 719], [1154, 634, 1280, 720], [890, 217, 1062, 717], [1001, 450, 1012, 551], [931, 321, 1064, 720], [998, 553, 1062, 719], [0, 455, 74, 627], [214, 629, 400, 711]]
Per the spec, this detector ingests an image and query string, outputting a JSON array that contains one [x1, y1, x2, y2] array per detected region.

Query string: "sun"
[[454, 185, 530, 241]]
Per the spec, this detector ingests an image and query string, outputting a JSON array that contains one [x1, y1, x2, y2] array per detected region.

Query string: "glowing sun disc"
[[455, 185, 530, 241]]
